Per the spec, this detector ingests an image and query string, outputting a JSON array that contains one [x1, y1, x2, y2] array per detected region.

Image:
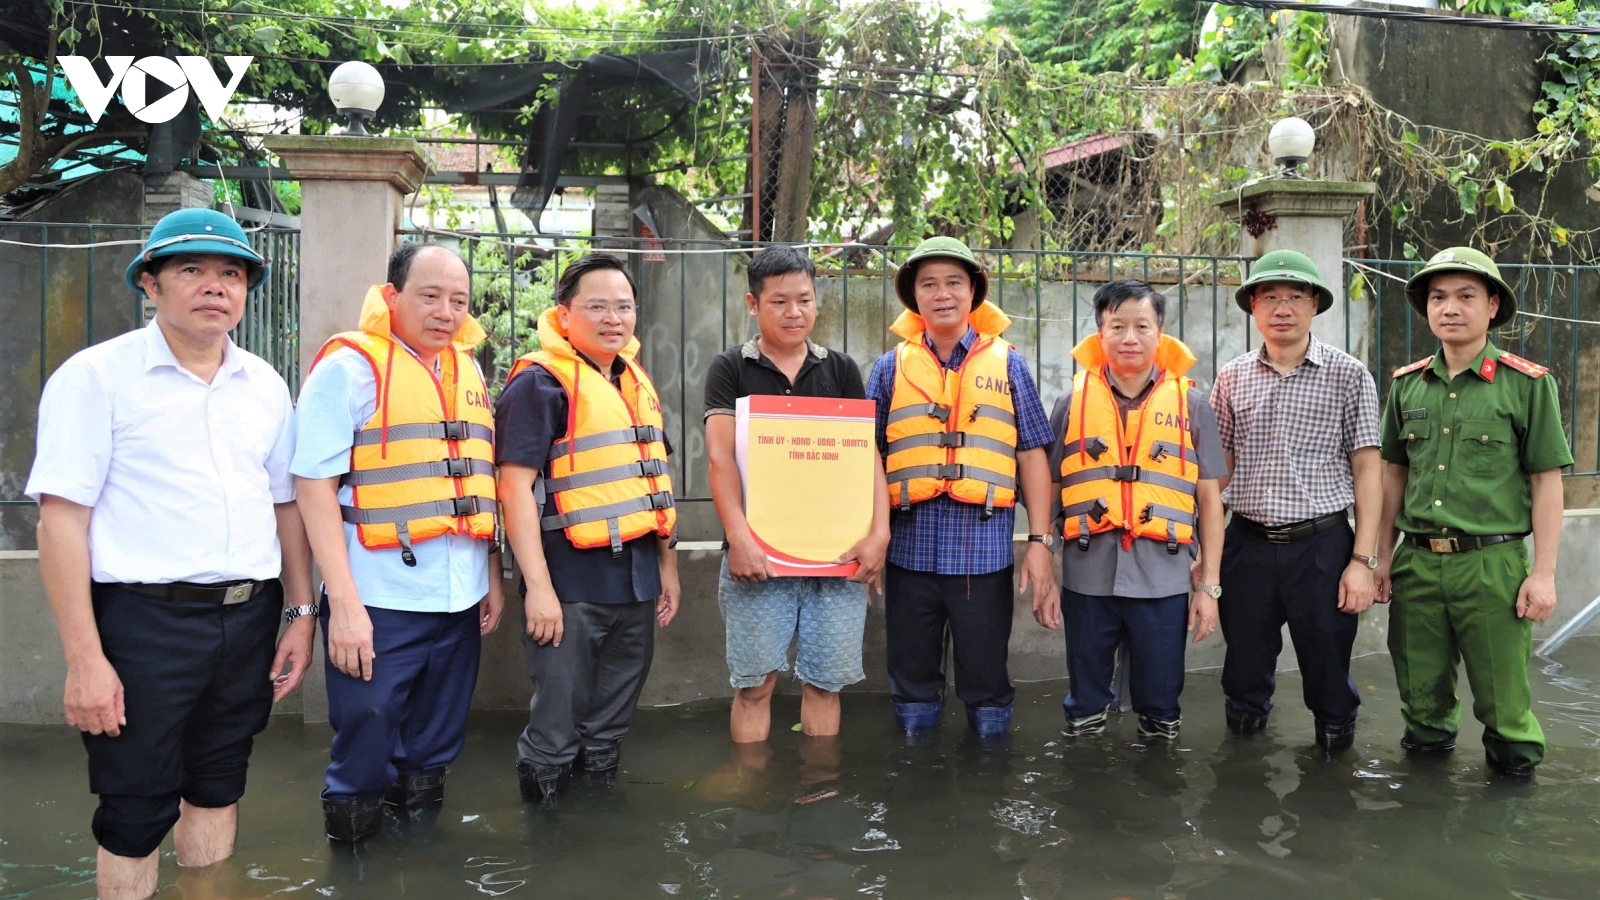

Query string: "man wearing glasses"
[[496, 253, 681, 803], [1210, 250, 1382, 755]]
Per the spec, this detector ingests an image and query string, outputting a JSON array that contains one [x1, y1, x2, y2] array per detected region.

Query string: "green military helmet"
[[895, 236, 989, 311], [125, 207, 268, 295], [1404, 246, 1517, 328], [1234, 249, 1334, 314]]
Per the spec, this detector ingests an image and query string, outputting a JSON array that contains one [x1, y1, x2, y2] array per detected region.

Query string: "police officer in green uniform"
[[1374, 247, 1572, 778]]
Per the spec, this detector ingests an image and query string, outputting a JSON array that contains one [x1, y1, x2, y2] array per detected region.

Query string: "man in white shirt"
[[27, 208, 316, 900]]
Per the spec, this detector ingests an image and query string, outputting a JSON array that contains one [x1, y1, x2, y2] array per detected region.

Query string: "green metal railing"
[[8, 229, 1594, 521], [1, 221, 301, 512], [423, 232, 1598, 503]]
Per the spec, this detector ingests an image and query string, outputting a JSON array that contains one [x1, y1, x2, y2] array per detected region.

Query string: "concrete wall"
[[6, 509, 1600, 725]]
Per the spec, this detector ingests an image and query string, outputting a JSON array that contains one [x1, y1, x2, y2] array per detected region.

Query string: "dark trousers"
[[85, 582, 280, 858], [322, 602, 482, 800], [1219, 518, 1360, 726], [1062, 590, 1189, 724], [518, 600, 655, 768], [884, 564, 1015, 709]]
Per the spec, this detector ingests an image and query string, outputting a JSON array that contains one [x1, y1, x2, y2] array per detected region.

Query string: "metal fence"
[[6, 228, 1596, 521], [0, 221, 300, 519], [426, 233, 1600, 506]]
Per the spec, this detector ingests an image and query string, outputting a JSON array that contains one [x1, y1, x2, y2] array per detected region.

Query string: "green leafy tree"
[[986, 0, 1204, 76]]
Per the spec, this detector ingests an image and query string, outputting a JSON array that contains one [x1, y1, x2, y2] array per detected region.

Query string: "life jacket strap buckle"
[[1112, 465, 1141, 482], [444, 457, 470, 478], [630, 425, 661, 443], [924, 403, 952, 423], [938, 431, 966, 448], [1086, 437, 1108, 460], [646, 491, 675, 510], [1139, 503, 1155, 524], [441, 419, 469, 441], [637, 458, 670, 477], [451, 496, 481, 517], [937, 463, 965, 480]]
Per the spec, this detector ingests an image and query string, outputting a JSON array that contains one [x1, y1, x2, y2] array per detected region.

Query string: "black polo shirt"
[[703, 337, 867, 419], [495, 355, 671, 605]]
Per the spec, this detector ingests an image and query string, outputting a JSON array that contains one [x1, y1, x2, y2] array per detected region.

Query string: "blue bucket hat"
[[125, 208, 268, 294]]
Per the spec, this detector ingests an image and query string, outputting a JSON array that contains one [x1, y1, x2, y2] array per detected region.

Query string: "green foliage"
[[470, 247, 556, 387], [985, 0, 1204, 77]]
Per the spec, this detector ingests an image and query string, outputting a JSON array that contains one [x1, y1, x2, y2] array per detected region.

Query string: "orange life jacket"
[[310, 286, 497, 565], [505, 307, 675, 555], [1059, 333, 1200, 553], [884, 301, 1019, 517]]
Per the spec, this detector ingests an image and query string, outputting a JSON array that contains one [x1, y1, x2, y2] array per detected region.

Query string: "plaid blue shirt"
[[867, 327, 1052, 575]]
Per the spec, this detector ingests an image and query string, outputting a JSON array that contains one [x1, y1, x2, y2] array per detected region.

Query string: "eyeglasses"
[[575, 302, 637, 317]]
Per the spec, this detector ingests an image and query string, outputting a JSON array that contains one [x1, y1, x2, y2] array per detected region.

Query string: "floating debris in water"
[[794, 788, 839, 805]]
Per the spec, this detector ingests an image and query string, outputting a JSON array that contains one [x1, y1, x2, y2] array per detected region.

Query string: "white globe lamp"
[[1268, 116, 1316, 178], [328, 61, 385, 136]]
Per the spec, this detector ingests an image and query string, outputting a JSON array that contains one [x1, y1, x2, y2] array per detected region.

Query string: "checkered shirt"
[[866, 328, 1053, 575], [1212, 336, 1380, 525]]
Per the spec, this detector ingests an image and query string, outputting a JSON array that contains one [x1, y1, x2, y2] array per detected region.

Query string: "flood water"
[[4, 642, 1599, 900]]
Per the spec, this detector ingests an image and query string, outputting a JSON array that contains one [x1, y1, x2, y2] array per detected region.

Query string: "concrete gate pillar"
[[259, 134, 433, 723], [1213, 179, 1376, 360], [260, 135, 433, 384]]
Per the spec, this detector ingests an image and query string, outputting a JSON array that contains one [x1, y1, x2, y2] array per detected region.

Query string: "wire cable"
[[1225, 1, 1600, 36]]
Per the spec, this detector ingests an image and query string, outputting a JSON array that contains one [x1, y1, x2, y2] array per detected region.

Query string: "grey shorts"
[[716, 557, 868, 693]]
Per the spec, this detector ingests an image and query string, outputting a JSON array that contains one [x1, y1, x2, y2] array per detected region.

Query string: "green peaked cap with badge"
[[895, 236, 989, 311], [1404, 246, 1517, 328], [1234, 249, 1334, 314]]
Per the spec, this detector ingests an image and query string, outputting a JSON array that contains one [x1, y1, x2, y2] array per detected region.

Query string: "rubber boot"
[[893, 700, 942, 734], [1062, 710, 1108, 738], [1401, 733, 1457, 754], [966, 703, 1013, 738], [1137, 715, 1181, 742], [1486, 756, 1536, 779], [383, 768, 447, 810], [322, 792, 384, 843], [578, 743, 620, 786], [516, 761, 571, 802], [579, 743, 620, 774], [1314, 719, 1356, 756], [1225, 705, 1269, 735]]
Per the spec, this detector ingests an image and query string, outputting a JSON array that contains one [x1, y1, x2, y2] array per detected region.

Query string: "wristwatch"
[[1351, 553, 1379, 570], [1195, 582, 1223, 599], [283, 604, 319, 624], [1026, 533, 1055, 550]]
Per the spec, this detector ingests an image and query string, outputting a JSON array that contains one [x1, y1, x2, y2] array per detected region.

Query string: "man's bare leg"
[[730, 672, 778, 743], [173, 802, 236, 868], [799, 682, 841, 737], [96, 847, 158, 900]]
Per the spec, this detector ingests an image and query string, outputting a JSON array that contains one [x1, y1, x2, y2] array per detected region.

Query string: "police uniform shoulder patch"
[[1392, 357, 1432, 379], [1497, 352, 1548, 378]]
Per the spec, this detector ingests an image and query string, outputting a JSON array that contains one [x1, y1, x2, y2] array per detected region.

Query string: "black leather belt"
[[1234, 511, 1348, 544], [1406, 533, 1527, 554], [118, 579, 274, 605]]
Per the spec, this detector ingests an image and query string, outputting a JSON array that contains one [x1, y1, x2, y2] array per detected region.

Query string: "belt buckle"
[[1264, 530, 1292, 544], [224, 582, 254, 605], [1428, 537, 1457, 553]]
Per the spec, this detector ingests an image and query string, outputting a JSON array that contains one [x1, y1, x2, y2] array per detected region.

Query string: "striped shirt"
[[866, 327, 1053, 575], [1212, 336, 1380, 525]]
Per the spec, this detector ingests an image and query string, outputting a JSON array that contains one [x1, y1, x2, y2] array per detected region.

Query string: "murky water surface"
[[4, 644, 1599, 899]]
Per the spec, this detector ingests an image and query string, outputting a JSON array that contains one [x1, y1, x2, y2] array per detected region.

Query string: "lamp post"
[[328, 61, 385, 136], [1267, 116, 1316, 178]]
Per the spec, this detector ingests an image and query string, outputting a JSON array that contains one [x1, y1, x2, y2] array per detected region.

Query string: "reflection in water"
[[2, 645, 1600, 899]]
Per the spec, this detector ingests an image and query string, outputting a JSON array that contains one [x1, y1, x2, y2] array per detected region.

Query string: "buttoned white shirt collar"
[[140, 316, 249, 384]]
